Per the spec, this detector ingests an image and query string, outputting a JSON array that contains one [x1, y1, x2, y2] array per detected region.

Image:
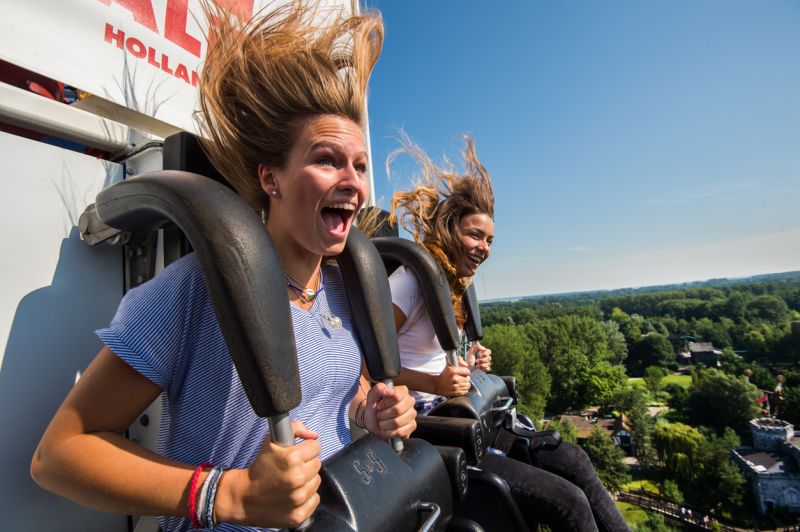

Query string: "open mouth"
[[321, 202, 357, 235], [466, 252, 484, 270]]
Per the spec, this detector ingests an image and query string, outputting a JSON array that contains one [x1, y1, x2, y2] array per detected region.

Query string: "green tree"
[[632, 512, 678, 532], [601, 319, 628, 364], [660, 479, 683, 505], [584, 362, 628, 409], [523, 315, 614, 413], [691, 317, 732, 348], [484, 323, 551, 420], [683, 368, 760, 436], [545, 418, 578, 444], [723, 291, 749, 321], [745, 295, 790, 323], [779, 386, 800, 425], [743, 329, 769, 360], [663, 382, 688, 410], [652, 422, 705, 481], [627, 333, 675, 376], [610, 307, 642, 345], [695, 428, 746, 513], [581, 428, 630, 492], [627, 388, 655, 465], [609, 384, 648, 414], [643, 366, 669, 395]]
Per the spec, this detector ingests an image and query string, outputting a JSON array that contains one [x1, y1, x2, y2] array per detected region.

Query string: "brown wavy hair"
[[196, 1, 383, 215], [388, 136, 494, 327]]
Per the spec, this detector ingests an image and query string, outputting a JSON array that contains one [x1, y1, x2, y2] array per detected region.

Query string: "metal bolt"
[[126, 166, 135, 175], [136, 247, 143, 256], [139, 414, 150, 427], [127, 248, 134, 258], [136, 275, 144, 284]]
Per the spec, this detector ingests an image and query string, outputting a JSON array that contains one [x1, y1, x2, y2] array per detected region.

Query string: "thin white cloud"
[[568, 245, 597, 253]]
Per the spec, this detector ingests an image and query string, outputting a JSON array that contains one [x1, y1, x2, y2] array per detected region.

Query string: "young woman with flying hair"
[[30, 3, 416, 530], [387, 137, 630, 532]]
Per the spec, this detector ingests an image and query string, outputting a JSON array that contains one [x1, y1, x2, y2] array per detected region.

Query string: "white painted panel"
[[0, 131, 126, 531]]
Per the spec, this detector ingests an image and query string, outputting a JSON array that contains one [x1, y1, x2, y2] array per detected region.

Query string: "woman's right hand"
[[434, 358, 471, 397], [218, 420, 322, 528]]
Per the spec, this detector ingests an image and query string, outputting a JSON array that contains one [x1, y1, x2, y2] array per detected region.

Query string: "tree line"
[[482, 275, 800, 425], [480, 274, 800, 521]]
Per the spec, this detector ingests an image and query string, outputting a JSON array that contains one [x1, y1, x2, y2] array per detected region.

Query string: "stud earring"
[[271, 190, 278, 196]]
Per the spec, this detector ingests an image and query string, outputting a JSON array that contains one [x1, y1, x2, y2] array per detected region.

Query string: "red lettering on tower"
[[126, 37, 147, 58], [104, 23, 125, 49], [165, 0, 201, 57], [98, 0, 158, 33], [161, 54, 174, 75], [174, 63, 190, 83], [147, 47, 161, 68]]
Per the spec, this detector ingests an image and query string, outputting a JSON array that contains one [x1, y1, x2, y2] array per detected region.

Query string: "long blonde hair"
[[389, 136, 494, 328], [196, 1, 383, 215]]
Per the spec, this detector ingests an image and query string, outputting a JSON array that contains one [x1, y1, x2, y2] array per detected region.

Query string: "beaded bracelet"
[[204, 466, 228, 530], [195, 466, 214, 528], [188, 462, 213, 529]]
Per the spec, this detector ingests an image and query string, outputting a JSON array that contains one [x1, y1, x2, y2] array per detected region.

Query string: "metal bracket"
[[78, 203, 129, 246], [125, 232, 158, 290], [78, 202, 157, 289]]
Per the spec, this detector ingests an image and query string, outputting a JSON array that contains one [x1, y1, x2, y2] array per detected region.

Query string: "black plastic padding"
[[163, 132, 230, 188], [95, 171, 301, 417], [312, 436, 453, 531], [372, 237, 460, 351], [526, 430, 562, 452], [462, 283, 483, 342], [448, 516, 486, 532], [335, 228, 401, 380], [433, 445, 468, 502], [413, 416, 483, 466], [499, 376, 518, 404], [455, 470, 529, 532]]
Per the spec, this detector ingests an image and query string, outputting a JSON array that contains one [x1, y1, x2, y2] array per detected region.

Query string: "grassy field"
[[628, 373, 692, 388], [623, 478, 660, 495], [616, 501, 649, 527], [623, 468, 667, 496], [661, 374, 692, 388]]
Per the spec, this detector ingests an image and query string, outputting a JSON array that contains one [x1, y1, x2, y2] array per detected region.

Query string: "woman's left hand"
[[363, 382, 417, 440], [467, 342, 492, 372]]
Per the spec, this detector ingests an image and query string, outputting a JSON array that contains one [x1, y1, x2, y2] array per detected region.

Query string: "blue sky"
[[365, 1, 800, 300]]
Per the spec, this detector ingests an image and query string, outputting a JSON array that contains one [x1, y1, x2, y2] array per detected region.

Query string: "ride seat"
[[81, 131, 479, 531], [373, 236, 529, 532]]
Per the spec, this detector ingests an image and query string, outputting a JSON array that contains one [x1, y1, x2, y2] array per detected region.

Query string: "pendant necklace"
[[286, 269, 341, 329], [286, 269, 323, 303], [323, 313, 343, 329]]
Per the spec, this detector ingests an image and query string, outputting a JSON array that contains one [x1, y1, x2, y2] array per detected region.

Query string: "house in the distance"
[[550, 413, 633, 454], [684, 341, 723, 367]]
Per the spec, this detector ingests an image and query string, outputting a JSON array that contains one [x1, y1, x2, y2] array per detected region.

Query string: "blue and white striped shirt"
[[97, 253, 362, 531]]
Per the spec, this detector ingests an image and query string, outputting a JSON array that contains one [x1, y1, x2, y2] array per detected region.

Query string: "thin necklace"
[[286, 269, 323, 303]]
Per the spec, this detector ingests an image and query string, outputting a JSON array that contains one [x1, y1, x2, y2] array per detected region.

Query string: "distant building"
[[731, 418, 800, 515], [551, 413, 633, 454], [686, 341, 723, 367]]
